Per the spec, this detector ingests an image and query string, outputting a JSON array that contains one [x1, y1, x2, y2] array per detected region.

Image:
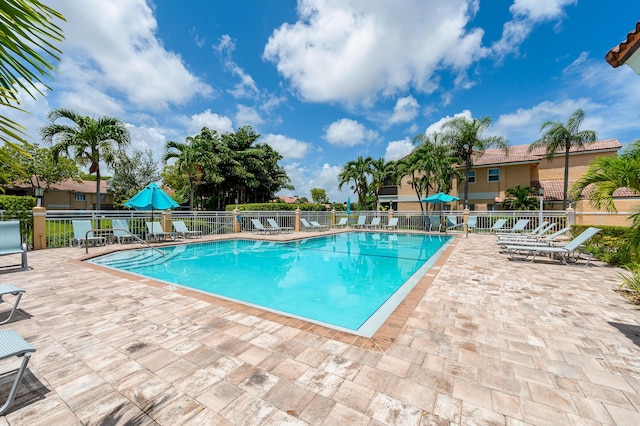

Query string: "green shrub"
[[224, 202, 328, 211], [0, 195, 35, 243], [618, 263, 640, 293], [571, 224, 632, 266]]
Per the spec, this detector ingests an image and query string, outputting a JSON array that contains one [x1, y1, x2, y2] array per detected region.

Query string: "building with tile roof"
[[380, 139, 639, 224], [5, 178, 114, 210], [606, 21, 640, 74]]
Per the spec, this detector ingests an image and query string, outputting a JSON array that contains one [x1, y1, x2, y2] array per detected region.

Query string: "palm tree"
[[370, 158, 394, 210], [40, 108, 130, 210], [528, 109, 597, 209], [0, 0, 64, 186], [338, 156, 374, 209], [442, 116, 508, 208], [571, 141, 640, 259], [501, 184, 539, 210], [571, 140, 640, 213], [163, 133, 216, 210]]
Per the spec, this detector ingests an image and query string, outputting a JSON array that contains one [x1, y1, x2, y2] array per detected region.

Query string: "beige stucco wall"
[[575, 198, 639, 227], [44, 190, 114, 210], [537, 151, 616, 181]]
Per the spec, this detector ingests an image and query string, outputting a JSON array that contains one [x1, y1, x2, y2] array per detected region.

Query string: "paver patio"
[[0, 231, 638, 425]]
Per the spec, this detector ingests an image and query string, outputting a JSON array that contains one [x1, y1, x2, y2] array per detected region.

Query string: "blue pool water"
[[87, 232, 451, 336]]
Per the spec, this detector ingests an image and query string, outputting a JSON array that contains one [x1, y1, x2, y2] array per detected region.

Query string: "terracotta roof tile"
[[533, 179, 640, 201], [606, 21, 640, 68], [48, 178, 110, 193], [471, 139, 620, 167]]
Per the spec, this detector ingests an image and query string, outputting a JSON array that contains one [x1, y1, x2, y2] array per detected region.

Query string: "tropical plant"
[[571, 140, 640, 259], [40, 108, 131, 210], [310, 188, 329, 204], [0, 0, 65, 186], [338, 156, 374, 209], [441, 116, 508, 208], [164, 130, 218, 210], [0, 143, 81, 193], [370, 158, 395, 210], [109, 149, 160, 207], [528, 109, 597, 209], [163, 126, 292, 210], [397, 133, 460, 215], [501, 184, 539, 210]]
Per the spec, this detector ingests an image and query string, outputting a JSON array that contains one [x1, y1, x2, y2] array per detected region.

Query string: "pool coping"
[[78, 231, 459, 352]]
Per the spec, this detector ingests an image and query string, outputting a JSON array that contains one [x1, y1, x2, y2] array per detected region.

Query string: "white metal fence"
[[2, 208, 570, 249]]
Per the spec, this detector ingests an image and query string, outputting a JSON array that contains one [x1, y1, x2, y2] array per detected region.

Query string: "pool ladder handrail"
[[84, 228, 165, 257]]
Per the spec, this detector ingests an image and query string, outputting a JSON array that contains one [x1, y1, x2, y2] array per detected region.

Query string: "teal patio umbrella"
[[346, 197, 351, 214], [420, 192, 460, 230], [124, 182, 180, 222]]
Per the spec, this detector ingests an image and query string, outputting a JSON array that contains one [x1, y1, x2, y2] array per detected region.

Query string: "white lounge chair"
[[504, 227, 601, 265], [466, 216, 477, 232], [300, 218, 327, 231], [385, 217, 398, 230], [334, 217, 348, 228], [112, 219, 138, 243], [0, 221, 28, 270], [489, 219, 507, 233], [498, 223, 557, 244], [0, 284, 26, 325], [354, 216, 367, 228], [267, 218, 293, 233], [250, 219, 276, 234], [172, 220, 202, 238], [71, 220, 105, 247], [499, 227, 571, 248], [0, 330, 36, 415], [145, 222, 175, 241], [365, 217, 381, 229], [496, 219, 530, 234]]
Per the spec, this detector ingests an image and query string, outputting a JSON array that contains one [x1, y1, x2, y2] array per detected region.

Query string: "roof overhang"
[[606, 21, 640, 74]]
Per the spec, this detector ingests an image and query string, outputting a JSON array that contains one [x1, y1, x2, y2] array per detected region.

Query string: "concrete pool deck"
[[0, 230, 638, 425]]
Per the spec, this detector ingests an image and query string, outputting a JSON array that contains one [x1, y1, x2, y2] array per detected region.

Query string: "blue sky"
[[10, 0, 640, 203]]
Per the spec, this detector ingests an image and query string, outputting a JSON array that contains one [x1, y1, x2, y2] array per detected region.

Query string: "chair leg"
[[0, 353, 31, 415], [0, 292, 23, 325]]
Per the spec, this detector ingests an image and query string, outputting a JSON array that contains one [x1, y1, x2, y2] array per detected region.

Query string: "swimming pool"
[[87, 232, 452, 337]]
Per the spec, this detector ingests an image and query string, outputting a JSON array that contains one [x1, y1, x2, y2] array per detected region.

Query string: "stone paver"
[[0, 230, 638, 425]]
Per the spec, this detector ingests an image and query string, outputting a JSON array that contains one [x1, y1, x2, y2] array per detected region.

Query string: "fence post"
[[32, 206, 47, 250], [295, 208, 301, 232], [566, 206, 575, 227], [463, 207, 469, 237], [233, 208, 241, 233], [331, 208, 336, 227], [162, 210, 172, 232]]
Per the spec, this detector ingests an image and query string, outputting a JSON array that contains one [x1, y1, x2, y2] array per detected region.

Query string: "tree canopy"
[[40, 108, 131, 210], [162, 126, 293, 210], [529, 109, 597, 209], [0, 0, 65, 186]]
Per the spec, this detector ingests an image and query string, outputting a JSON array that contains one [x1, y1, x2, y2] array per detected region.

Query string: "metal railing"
[[2, 208, 573, 249]]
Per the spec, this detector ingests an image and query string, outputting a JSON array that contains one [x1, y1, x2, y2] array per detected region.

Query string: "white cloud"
[[2, 81, 51, 144], [324, 118, 378, 147], [492, 99, 591, 144], [55, 0, 213, 111], [425, 110, 473, 136], [279, 162, 354, 203], [510, 0, 576, 21], [264, 0, 487, 105], [126, 124, 167, 152], [262, 134, 310, 159], [235, 105, 265, 128], [215, 35, 260, 99], [492, 0, 576, 57], [384, 138, 414, 161], [387, 96, 419, 127], [186, 109, 234, 135]]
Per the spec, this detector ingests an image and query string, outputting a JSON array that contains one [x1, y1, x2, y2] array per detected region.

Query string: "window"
[[74, 193, 86, 202], [488, 168, 500, 182], [100, 194, 108, 202], [467, 170, 476, 183]]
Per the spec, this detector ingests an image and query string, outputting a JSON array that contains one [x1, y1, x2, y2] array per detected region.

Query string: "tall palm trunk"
[[563, 146, 570, 210]]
